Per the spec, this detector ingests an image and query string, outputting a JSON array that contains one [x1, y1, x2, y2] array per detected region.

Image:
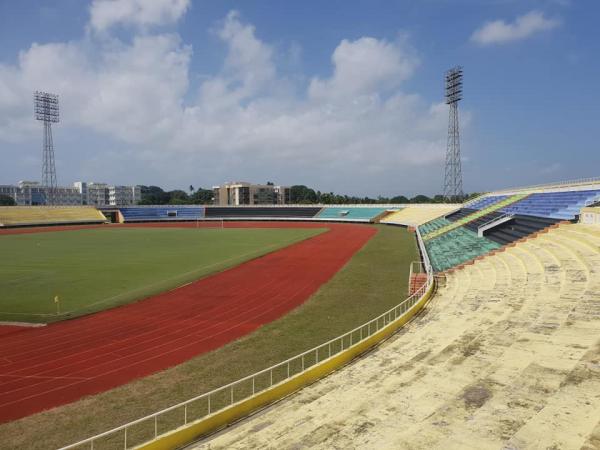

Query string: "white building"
[[109, 185, 141, 206], [0, 181, 141, 206], [1, 181, 81, 205], [74, 182, 141, 206]]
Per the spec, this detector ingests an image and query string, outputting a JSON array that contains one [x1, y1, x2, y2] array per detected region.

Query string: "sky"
[[0, 0, 599, 197]]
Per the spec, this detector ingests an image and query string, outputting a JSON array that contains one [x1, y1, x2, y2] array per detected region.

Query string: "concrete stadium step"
[[484, 215, 564, 246], [381, 205, 460, 227], [413, 226, 594, 448], [198, 223, 600, 450]]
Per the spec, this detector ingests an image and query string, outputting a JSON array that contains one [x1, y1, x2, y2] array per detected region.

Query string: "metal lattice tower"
[[443, 66, 463, 201], [34, 91, 59, 205]]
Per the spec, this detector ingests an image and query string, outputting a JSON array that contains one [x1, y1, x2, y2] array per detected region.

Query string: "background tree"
[[139, 186, 170, 204], [290, 185, 317, 203], [410, 194, 433, 204], [139, 183, 456, 206], [168, 190, 190, 204], [390, 195, 409, 204], [0, 194, 16, 206], [190, 188, 214, 204]]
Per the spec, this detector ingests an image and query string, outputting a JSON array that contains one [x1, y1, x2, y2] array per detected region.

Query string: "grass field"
[[0, 227, 324, 323], [0, 224, 419, 450]]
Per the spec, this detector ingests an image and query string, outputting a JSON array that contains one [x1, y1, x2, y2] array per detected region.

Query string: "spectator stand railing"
[[62, 229, 434, 450]]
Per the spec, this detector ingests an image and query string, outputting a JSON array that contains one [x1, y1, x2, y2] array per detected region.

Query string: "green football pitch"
[[0, 227, 324, 323]]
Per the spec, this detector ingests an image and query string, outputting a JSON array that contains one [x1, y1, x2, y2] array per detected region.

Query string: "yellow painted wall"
[[139, 282, 435, 450], [580, 207, 600, 225]]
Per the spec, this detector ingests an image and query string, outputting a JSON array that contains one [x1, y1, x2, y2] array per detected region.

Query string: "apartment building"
[[212, 182, 291, 206]]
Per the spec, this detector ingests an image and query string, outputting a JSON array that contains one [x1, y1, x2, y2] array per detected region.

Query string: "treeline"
[[290, 185, 480, 204], [1, 185, 479, 207], [139, 184, 481, 205], [0, 194, 16, 206], [139, 185, 213, 205]]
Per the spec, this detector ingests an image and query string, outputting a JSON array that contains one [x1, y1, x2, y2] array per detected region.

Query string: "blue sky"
[[0, 0, 598, 196]]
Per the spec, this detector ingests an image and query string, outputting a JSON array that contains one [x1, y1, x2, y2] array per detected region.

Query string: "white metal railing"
[[61, 234, 434, 450], [477, 213, 513, 237], [492, 176, 600, 195], [415, 227, 432, 275], [478, 213, 512, 230], [115, 203, 461, 209]]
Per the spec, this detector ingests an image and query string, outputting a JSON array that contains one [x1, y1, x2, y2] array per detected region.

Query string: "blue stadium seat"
[[465, 195, 509, 210], [500, 190, 600, 220], [119, 206, 205, 221]]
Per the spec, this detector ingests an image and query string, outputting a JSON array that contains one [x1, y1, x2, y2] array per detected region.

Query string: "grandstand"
[[501, 190, 600, 220], [315, 206, 390, 222], [424, 226, 500, 272], [466, 189, 600, 220], [0, 206, 106, 227], [422, 194, 528, 240], [415, 184, 600, 272], [380, 204, 460, 227], [205, 206, 321, 219], [117, 205, 204, 222], [418, 216, 451, 234], [112, 205, 394, 223], [199, 222, 600, 449], [463, 194, 509, 209], [482, 215, 562, 245]]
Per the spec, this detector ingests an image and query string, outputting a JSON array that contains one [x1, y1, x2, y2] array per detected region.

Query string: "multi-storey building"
[[75, 182, 109, 206], [109, 185, 142, 206], [0, 181, 140, 206], [212, 182, 291, 206], [74, 182, 141, 206], [0, 181, 81, 205]]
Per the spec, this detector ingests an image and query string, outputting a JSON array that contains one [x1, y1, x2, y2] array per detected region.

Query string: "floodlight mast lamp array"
[[443, 66, 464, 201], [34, 91, 59, 205]]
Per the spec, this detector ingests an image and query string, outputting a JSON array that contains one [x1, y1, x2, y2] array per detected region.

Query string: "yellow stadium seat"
[[381, 204, 461, 227], [202, 222, 600, 449], [0, 206, 107, 227]]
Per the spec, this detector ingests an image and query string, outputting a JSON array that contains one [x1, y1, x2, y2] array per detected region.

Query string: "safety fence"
[[493, 176, 600, 194], [62, 229, 434, 450]]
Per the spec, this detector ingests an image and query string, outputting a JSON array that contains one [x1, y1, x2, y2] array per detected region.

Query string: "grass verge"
[[0, 225, 418, 449]]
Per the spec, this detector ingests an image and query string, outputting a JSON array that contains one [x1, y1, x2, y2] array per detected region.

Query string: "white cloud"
[[309, 36, 418, 100], [471, 11, 560, 46], [0, 10, 455, 196], [199, 11, 277, 110], [0, 35, 190, 145], [90, 0, 190, 31]]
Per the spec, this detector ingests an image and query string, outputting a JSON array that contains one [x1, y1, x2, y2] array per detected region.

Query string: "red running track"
[[0, 221, 376, 423]]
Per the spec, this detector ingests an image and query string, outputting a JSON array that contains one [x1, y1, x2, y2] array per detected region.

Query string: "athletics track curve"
[[0, 222, 376, 423]]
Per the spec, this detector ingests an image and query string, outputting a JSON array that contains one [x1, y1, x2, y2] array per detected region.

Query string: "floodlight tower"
[[443, 66, 464, 201], [34, 91, 59, 205]]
